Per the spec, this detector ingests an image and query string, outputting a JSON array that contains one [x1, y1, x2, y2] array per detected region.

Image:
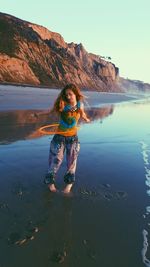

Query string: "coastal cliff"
[[0, 12, 119, 91], [118, 77, 150, 94], [0, 12, 149, 93]]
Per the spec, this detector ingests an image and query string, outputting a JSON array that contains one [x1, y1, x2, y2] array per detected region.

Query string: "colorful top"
[[57, 101, 82, 136]]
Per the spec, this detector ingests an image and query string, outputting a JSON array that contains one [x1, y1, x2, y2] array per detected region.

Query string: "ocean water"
[[0, 98, 150, 267]]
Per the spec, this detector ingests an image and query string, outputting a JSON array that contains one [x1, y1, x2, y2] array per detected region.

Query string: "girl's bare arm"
[[80, 107, 90, 122], [33, 109, 52, 118]]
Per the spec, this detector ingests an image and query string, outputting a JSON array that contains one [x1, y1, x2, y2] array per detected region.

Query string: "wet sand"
[[0, 84, 143, 111], [0, 85, 150, 267]]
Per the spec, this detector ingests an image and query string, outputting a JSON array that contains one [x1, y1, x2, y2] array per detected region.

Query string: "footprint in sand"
[[79, 184, 127, 201]]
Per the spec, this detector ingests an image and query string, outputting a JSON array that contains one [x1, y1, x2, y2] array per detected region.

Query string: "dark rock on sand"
[[50, 250, 67, 263]]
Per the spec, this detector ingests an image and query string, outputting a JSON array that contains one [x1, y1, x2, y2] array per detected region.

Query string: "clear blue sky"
[[1, 0, 150, 83]]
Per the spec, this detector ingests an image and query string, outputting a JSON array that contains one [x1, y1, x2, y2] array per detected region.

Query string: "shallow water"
[[0, 99, 150, 267]]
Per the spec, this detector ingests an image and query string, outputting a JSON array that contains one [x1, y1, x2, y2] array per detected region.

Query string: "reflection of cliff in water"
[[0, 106, 114, 144]]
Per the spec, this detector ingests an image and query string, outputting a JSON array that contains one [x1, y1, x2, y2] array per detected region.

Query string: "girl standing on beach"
[[38, 84, 90, 194]]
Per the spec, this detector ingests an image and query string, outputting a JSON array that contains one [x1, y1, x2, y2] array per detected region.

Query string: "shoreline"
[[0, 84, 148, 111], [0, 84, 150, 267]]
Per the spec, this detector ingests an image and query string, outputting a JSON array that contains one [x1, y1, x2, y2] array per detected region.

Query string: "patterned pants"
[[44, 134, 80, 184]]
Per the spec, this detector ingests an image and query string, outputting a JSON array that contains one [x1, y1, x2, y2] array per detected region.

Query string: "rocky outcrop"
[[118, 77, 150, 94], [28, 23, 67, 48], [0, 53, 40, 84], [0, 12, 121, 91]]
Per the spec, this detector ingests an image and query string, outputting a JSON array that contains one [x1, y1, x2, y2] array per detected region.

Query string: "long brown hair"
[[53, 84, 84, 113]]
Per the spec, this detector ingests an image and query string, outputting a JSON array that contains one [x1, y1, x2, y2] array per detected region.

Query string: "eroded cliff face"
[[0, 53, 40, 84], [0, 12, 120, 91], [118, 77, 150, 94]]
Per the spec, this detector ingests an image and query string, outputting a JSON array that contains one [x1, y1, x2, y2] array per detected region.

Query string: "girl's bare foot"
[[48, 184, 57, 192], [62, 184, 73, 194]]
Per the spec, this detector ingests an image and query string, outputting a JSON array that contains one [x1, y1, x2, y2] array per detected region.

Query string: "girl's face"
[[65, 89, 77, 104]]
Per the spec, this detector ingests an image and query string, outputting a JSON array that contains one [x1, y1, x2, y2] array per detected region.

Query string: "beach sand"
[[0, 85, 150, 267], [0, 84, 141, 111]]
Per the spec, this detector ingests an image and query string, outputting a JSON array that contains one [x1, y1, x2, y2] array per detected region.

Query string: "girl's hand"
[[30, 109, 51, 118], [85, 118, 90, 123], [59, 100, 65, 111], [30, 113, 39, 118]]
